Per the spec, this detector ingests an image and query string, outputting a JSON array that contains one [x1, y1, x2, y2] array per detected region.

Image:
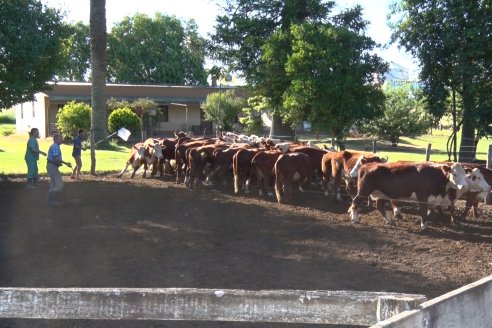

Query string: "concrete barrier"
[[0, 288, 426, 326], [371, 275, 492, 328]]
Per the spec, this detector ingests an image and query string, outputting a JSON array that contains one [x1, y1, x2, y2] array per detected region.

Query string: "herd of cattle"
[[116, 131, 492, 229]]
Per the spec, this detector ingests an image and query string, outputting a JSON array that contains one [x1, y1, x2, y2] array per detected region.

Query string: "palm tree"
[[89, 0, 107, 174]]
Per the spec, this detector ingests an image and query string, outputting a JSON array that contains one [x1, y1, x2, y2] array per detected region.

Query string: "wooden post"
[[372, 140, 377, 153], [487, 145, 492, 205], [487, 145, 492, 169], [425, 143, 432, 161]]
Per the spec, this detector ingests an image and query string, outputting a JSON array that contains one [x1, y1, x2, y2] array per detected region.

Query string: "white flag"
[[117, 127, 131, 141]]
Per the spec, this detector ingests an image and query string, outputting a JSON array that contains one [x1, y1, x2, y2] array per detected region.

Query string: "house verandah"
[[14, 82, 227, 139]]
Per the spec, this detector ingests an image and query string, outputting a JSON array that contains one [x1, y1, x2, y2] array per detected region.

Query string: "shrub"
[[0, 126, 14, 136], [0, 110, 15, 124], [56, 101, 91, 139], [108, 107, 140, 137]]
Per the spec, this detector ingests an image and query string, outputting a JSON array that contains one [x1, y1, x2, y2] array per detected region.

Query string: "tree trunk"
[[458, 77, 475, 163], [89, 0, 107, 175], [269, 112, 294, 139]]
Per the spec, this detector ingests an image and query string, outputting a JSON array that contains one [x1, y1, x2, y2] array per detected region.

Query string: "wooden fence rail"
[[0, 288, 426, 326]]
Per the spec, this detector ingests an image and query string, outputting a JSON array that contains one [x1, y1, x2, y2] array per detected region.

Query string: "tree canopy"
[[211, 0, 387, 140], [107, 13, 207, 85], [390, 0, 492, 161], [0, 0, 67, 109], [57, 22, 91, 81]]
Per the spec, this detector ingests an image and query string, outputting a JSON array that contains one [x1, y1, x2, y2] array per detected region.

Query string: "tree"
[[132, 98, 158, 141], [0, 0, 67, 109], [57, 22, 91, 81], [282, 16, 387, 142], [202, 89, 246, 133], [361, 83, 432, 146], [90, 0, 107, 174], [210, 0, 334, 137], [107, 13, 207, 85], [390, 0, 492, 162], [240, 96, 268, 135]]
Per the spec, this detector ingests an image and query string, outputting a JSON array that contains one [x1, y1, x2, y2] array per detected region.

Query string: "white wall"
[[15, 93, 47, 137]]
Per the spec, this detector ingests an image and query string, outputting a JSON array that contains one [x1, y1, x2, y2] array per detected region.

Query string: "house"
[[14, 82, 232, 138]]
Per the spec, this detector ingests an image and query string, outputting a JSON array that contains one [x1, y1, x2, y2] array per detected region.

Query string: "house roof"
[[41, 82, 231, 104]]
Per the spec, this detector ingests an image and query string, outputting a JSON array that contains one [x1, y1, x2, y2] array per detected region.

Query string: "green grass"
[[0, 109, 15, 124], [0, 130, 490, 175], [0, 134, 131, 175], [307, 129, 491, 163]]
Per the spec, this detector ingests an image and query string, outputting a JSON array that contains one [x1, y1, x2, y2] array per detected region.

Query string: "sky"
[[40, 0, 419, 79]]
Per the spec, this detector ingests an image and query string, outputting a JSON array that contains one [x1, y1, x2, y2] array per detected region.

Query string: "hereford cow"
[[330, 150, 387, 201], [251, 150, 284, 197], [211, 144, 254, 186], [174, 139, 215, 183], [461, 165, 492, 218], [348, 162, 468, 229], [290, 145, 331, 188], [274, 152, 313, 203], [186, 143, 229, 187], [117, 139, 162, 179], [233, 148, 264, 194]]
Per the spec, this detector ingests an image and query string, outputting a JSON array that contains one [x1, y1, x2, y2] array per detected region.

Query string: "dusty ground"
[[0, 173, 491, 327]]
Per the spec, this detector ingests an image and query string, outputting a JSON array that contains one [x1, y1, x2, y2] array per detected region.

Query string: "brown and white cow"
[[233, 148, 264, 194], [330, 150, 387, 201], [274, 152, 313, 204], [460, 165, 492, 218], [289, 145, 330, 188], [174, 139, 215, 183], [186, 143, 229, 187], [117, 139, 162, 179], [251, 150, 284, 197], [211, 143, 254, 186], [348, 162, 468, 229], [116, 143, 146, 178]]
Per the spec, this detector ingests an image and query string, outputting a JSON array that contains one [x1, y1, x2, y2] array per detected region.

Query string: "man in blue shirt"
[[47, 133, 72, 206], [71, 129, 86, 180]]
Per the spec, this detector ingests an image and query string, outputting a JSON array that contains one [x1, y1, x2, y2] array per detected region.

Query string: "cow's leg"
[[130, 165, 140, 179], [348, 196, 363, 223], [472, 200, 480, 218], [233, 173, 241, 194], [418, 197, 429, 229], [391, 201, 403, 220], [267, 174, 275, 197], [376, 199, 394, 225], [448, 204, 460, 225], [117, 162, 130, 178]]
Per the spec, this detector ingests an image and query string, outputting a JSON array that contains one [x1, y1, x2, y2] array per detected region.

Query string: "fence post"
[[425, 143, 432, 161], [487, 145, 492, 169], [372, 140, 377, 153], [487, 145, 492, 205]]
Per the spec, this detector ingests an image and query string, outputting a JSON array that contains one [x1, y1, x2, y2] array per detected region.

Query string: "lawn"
[[0, 133, 131, 175], [0, 129, 490, 176], [307, 129, 491, 162]]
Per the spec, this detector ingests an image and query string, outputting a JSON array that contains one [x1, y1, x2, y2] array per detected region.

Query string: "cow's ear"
[[442, 165, 451, 173]]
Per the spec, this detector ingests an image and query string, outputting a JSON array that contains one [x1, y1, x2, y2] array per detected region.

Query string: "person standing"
[[46, 133, 71, 206], [24, 128, 46, 189], [71, 129, 86, 180]]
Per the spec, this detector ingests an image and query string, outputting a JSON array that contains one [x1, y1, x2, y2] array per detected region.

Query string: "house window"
[[32, 102, 35, 118], [159, 105, 169, 122]]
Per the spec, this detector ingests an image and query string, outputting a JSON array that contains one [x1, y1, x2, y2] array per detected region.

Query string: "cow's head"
[[466, 168, 492, 193], [349, 155, 387, 178], [443, 163, 468, 190], [135, 145, 146, 160], [275, 142, 291, 154], [152, 142, 164, 160]]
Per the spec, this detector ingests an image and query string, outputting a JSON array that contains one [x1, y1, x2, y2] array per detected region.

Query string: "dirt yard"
[[0, 173, 491, 327]]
